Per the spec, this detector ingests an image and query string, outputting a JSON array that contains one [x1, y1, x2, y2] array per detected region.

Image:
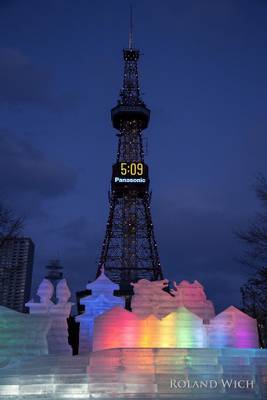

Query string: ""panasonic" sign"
[[114, 177, 146, 183]]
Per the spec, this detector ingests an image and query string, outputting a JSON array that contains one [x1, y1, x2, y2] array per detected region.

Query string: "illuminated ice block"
[[131, 278, 215, 321], [87, 348, 267, 398], [93, 303, 259, 351], [0, 305, 51, 366], [0, 348, 267, 398], [208, 306, 259, 348], [159, 307, 208, 348], [26, 278, 73, 354], [93, 306, 139, 351], [75, 266, 124, 352], [93, 306, 208, 351]]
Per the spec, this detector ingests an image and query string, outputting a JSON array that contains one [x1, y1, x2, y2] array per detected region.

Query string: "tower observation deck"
[[96, 21, 163, 292]]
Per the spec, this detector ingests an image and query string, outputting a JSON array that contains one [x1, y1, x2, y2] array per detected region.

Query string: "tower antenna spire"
[[129, 4, 133, 49]]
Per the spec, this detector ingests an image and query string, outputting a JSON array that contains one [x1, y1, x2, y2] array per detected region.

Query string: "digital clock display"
[[119, 162, 144, 176], [112, 162, 149, 193]]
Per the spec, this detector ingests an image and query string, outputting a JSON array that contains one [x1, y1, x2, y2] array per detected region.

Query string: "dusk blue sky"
[[1, 0, 267, 313]]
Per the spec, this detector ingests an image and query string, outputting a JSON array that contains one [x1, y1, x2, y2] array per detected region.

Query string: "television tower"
[[97, 13, 163, 289]]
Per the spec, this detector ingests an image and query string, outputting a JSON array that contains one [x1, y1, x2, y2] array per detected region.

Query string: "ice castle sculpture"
[[131, 278, 215, 320], [173, 279, 215, 321], [75, 265, 124, 352], [0, 275, 265, 399], [26, 278, 73, 354], [93, 279, 259, 351]]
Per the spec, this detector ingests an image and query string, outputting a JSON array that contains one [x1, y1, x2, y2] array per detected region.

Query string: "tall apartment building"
[[0, 237, 35, 313]]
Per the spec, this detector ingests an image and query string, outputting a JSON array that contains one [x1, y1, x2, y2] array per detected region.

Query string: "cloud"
[[31, 233, 101, 300], [0, 48, 52, 106], [0, 129, 77, 213], [0, 48, 79, 109], [49, 217, 91, 242], [151, 195, 245, 311]]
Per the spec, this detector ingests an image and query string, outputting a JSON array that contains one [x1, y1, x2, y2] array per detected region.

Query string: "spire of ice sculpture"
[[56, 278, 71, 304], [37, 279, 54, 304]]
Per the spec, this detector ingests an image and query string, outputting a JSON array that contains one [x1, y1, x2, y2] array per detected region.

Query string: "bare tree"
[[0, 203, 24, 249], [236, 174, 267, 347], [241, 268, 267, 347], [237, 174, 267, 270]]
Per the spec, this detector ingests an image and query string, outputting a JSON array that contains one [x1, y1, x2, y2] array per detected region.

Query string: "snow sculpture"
[[26, 278, 73, 354], [75, 266, 124, 352], [131, 278, 215, 321]]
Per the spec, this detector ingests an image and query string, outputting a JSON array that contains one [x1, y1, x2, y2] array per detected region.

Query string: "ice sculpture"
[[131, 278, 215, 321], [26, 279, 54, 314], [159, 307, 208, 348], [208, 305, 259, 348], [131, 279, 177, 318], [93, 306, 208, 351], [172, 280, 215, 321], [0, 305, 51, 366], [48, 279, 73, 353], [93, 304, 259, 351], [86, 265, 119, 295], [75, 266, 124, 352], [1, 347, 267, 398], [86, 348, 267, 398], [26, 278, 73, 354]]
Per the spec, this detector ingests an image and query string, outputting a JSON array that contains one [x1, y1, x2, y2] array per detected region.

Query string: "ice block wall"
[[0, 305, 51, 365], [93, 306, 259, 351], [208, 306, 259, 348], [93, 306, 208, 351]]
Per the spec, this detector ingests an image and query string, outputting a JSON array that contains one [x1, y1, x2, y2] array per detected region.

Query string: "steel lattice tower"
[[96, 22, 163, 287]]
